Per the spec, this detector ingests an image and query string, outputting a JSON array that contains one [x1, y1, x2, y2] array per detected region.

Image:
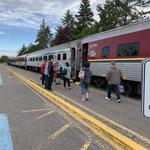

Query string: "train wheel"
[[95, 79, 106, 89], [137, 83, 141, 96], [122, 82, 132, 96]]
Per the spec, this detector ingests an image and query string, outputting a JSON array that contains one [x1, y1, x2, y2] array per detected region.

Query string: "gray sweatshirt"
[[106, 65, 123, 85]]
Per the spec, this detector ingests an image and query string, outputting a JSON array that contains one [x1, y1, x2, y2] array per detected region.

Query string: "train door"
[[82, 43, 88, 66], [70, 47, 76, 78]]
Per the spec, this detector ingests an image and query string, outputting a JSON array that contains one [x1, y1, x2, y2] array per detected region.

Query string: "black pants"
[[107, 84, 120, 100], [41, 73, 45, 85], [45, 75, 53, 90], [63, 77, 70, 88]]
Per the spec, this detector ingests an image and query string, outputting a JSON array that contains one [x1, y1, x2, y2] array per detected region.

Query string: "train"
[[8, 19, 150, 96]]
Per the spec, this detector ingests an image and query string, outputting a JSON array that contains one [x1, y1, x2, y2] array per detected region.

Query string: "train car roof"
[[81, 19, 150, 44], [25, 39, 80, 57]]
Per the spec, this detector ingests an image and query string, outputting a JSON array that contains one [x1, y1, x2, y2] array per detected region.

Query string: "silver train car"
[[9, 40, 81, 79], [8, 19, 150, 96]]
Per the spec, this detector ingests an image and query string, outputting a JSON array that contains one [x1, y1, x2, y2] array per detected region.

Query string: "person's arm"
[[120, 70, 124, 80], [106, 70, 111, 81]]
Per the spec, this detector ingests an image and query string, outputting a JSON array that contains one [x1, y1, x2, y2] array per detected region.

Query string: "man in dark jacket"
[[45, 61, 54, 90], [105, 61, 123, 103], [47, 61, 54, 90]]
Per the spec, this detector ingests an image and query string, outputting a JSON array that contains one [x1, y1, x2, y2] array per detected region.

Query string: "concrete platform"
[[5, 65, 150, 149], [0, 64, 113, 150]]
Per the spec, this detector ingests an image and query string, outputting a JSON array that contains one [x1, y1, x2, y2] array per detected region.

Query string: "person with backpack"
[[105, 61, 123, 103], [79, 62, 92, 101], [62, 62, 71, 89]]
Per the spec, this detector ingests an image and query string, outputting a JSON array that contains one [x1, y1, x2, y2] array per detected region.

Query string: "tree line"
[[18, 0, 149, 56]]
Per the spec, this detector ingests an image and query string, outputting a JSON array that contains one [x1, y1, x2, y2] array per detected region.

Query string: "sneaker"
[[105, 97, 111, 101], [117, 99, 121, 103], [81, 96, 85, 101], [68, 87, 71, 90], [81, 98, 85, 101]]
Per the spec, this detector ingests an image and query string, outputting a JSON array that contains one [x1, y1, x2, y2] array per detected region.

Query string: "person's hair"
[[83, 62, 90, 68], [111, 61, 116, 65], [66, 62, 69, 66]]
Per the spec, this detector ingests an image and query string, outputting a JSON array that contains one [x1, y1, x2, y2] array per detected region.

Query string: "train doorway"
[[82, 43, 88, 66], [70, 47, 76, 78]]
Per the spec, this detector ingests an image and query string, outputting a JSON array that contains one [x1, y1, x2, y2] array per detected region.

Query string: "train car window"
[[39, 57, 42, 61], [48, 55, 53, 60], [63, 53, 67, 60], [57, 54, 61, 60], [48, 55, 51, 60], [36, 57, 38, 61], [117, 42, 139, 57], [102, 47, 110, 58], [33, 58, 35, 61], [44, 56, 47, 60]]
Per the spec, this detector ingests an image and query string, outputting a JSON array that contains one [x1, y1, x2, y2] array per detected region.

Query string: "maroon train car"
[[81, 19, 150, 95]]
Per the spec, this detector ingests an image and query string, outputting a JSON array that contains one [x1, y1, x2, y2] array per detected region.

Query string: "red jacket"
[[41, 63, 46, 74]]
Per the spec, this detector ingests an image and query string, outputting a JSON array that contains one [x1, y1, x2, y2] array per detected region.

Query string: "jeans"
[[107, 84, 120, 100], [80, 80, 90, 94]]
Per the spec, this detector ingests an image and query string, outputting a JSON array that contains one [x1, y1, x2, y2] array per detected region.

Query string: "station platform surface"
[[5, 65, 150, 149], [0, 64, 114, 150]]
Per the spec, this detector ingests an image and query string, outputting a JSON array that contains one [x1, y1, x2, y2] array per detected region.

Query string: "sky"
[[0, 0, 104, 57]]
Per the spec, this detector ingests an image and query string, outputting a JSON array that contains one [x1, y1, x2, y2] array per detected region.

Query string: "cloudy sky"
[[0, 0, 104, 56]]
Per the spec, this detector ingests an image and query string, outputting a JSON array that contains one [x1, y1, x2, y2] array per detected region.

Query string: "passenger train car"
[[9, 40, 81, 78], [81, 19, 150, 95], [8, 54, 27, 68], [8, 19, 150, 96]]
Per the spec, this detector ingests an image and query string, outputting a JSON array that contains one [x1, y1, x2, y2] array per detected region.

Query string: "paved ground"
[[5, 65, 150, 149], [0, 64, 114, 150]]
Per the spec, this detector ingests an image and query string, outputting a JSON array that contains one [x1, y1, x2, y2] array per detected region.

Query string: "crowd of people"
[[40, 60, 71, 91], [40, 60, 123, 103]]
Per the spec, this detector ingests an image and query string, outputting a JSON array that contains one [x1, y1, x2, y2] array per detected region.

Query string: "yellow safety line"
[[80, 140, 91, 150], [88, 58, 145, 62], [8, 68, 147, 150], [48, 124, 70, 141], [53, 91, 150, 144], [36, 111, 54, 120]]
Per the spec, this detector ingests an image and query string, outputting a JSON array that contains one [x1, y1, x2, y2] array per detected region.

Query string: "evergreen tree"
[[62, 10, 75, 28], [97, 0, 142, 31], [24, 43, 37, 54], [0, 55, 9, 63], [61, 10, 76, 41], [35, 19, 52, 50], [77, 21, 100, 38], [18, 44, 27, 56], [75, 0, 94, 37], [53, 26, 71, 45]]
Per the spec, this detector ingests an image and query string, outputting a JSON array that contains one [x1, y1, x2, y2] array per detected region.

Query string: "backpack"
[[62, 68, 67, 75], [79, 68, 85, 79]]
